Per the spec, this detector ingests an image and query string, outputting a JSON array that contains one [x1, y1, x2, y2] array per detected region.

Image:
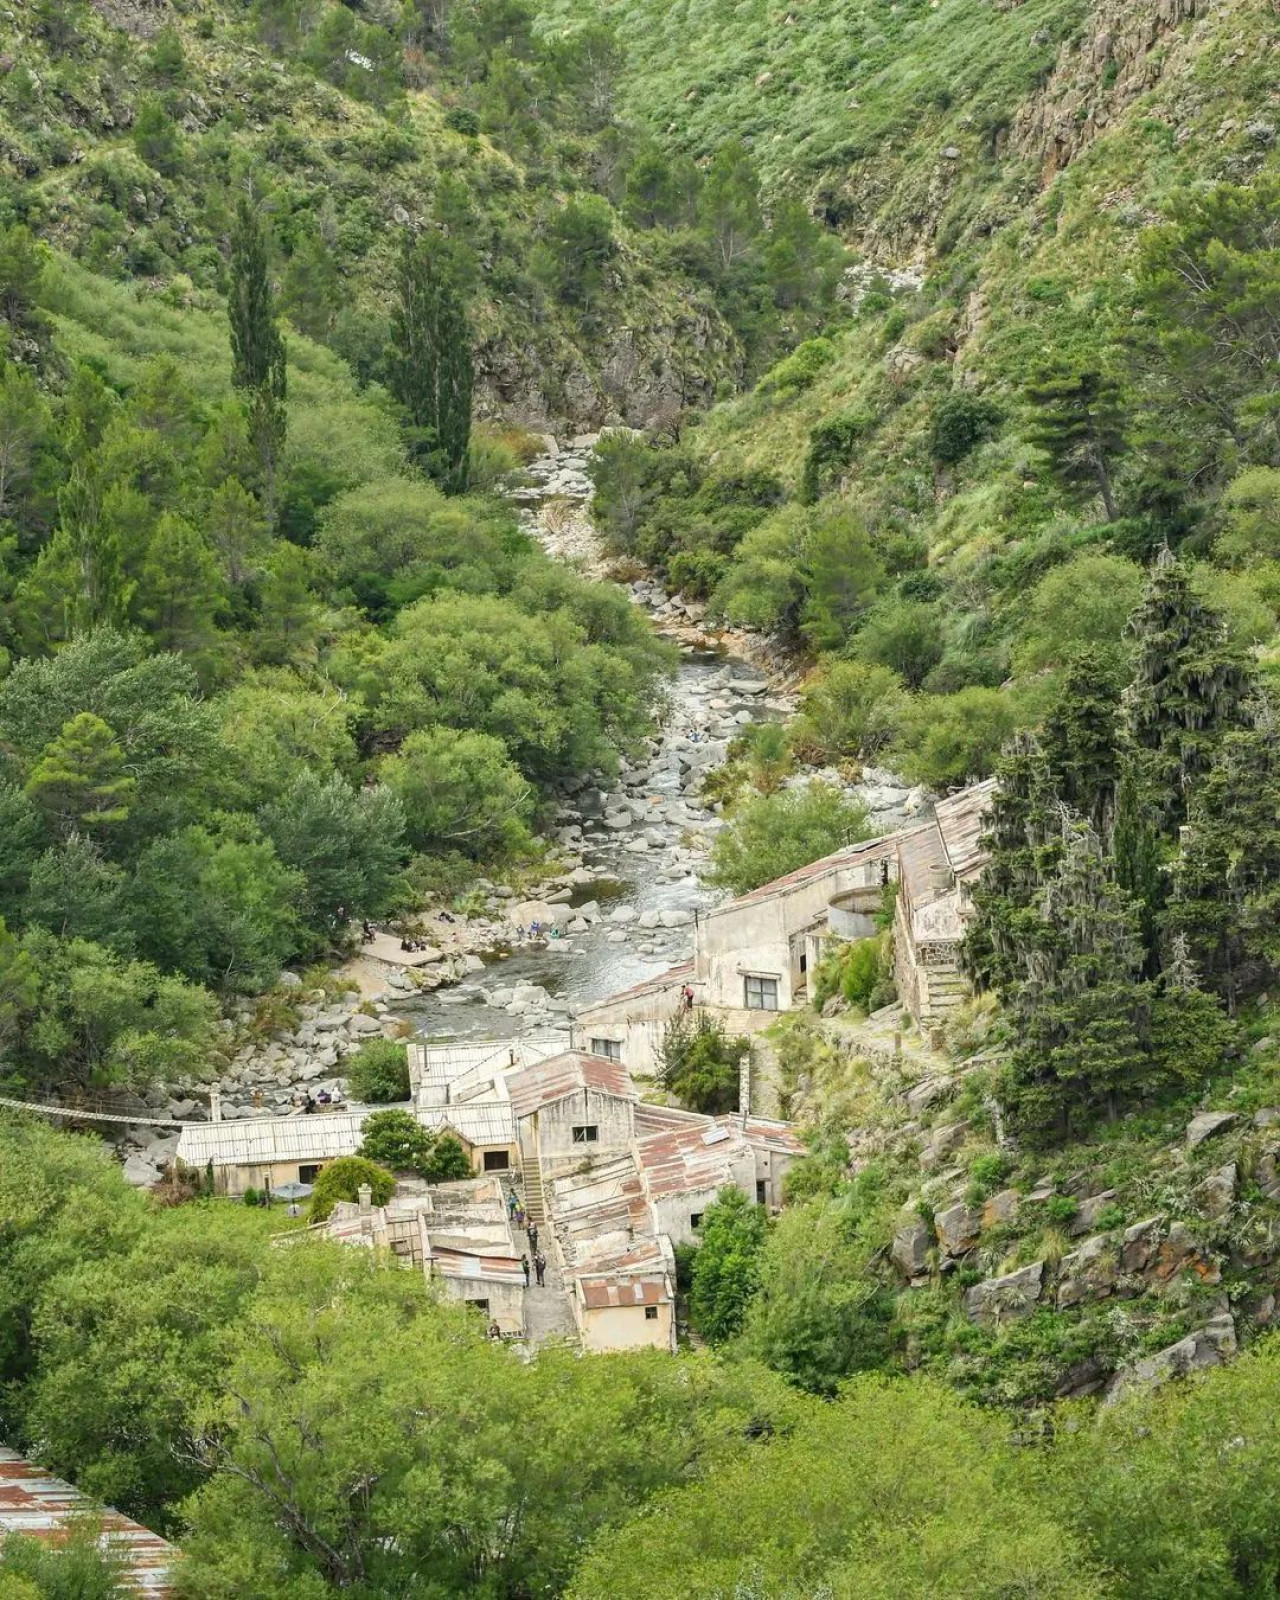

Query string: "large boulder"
[[891, 1213, 933, 1278], [935, 1201, 982, 1256], [965, 1261, 1045, 1325], [1193, 1162, 1237, 1220], [1186, 1111, 1237, 1147], [1057, 1235, 1119, 1309], [1104, 1314, 1237, 1404]]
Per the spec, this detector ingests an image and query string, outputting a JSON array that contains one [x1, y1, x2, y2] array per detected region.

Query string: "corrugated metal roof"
[[176, 1111, 368, 1168], [574, 961, 693, 1018], [897, 822, 952, 909], [505, 1052, 636, 1119], [430, 1246, 525, 1285], [419, 1103, 515, 1146], [935, 778, 995, 880], [579, 1274, 670, 1309], [636, 1119, 753, 1199], [713, 829, 903, 911], [0, 1449, 175, 1596]]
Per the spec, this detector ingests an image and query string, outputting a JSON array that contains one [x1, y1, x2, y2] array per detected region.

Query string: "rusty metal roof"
[[574, 961, 693, 1018], [579, 1274, 670, 1309], [713, 829, 904, 910], [935, 778, 995, 880], [897, 821, 952, 909], [0, 1449, 175, 1595], [505, 1052, 636, 1119]]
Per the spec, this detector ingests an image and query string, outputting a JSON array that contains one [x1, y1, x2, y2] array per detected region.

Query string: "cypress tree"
[[1040, 646, 1123, 838], [228, 197, 287, 514], [1000, 816, 1151, 1143], [1121, 546, 1252, 831], [960, 732, 1060, 995], [1165, 704, 1280, 1009], [388, 231, 473, 495]]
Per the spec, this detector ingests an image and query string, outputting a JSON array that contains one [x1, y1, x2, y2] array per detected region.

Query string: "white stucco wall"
[[581, 1301, 674, 1353], [521, 1090, 636, 1173], [573, 977, 690, 1080]]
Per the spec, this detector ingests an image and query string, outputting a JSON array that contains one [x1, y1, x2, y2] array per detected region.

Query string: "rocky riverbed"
[[119, 435, 925, 1179]]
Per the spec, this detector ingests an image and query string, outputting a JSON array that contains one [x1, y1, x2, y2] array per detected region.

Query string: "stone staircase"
[[920, 956, 969, 1031], [522, 1156, 548, 1227]]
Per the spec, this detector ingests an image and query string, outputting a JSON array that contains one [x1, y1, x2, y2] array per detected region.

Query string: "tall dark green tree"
[[1112, 761, 1165, 976], [960, 732, 1060, 995], [1000, 817, 1152, 1143], [1025, 364, 1127, 522], [1039, 647, 1122, 838], [1165, 705, 1280, 1009], [228, 197, 287, 515], [1122, 547, 1253, 831], [388, 231, 474, 494]]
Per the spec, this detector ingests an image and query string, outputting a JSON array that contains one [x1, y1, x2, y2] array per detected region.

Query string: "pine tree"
[[1122, 547, 1253, 831], [1040, 646, 1122, 838], [228, 197, 287, 515], [24, 712, 136, 836], [1112, 761, 1165, 976], [1165, 705, 1280, 1008], [960, 732, 1060, 994], [387, 231, 474, 494], [1025, 364, 1127, 522], [999, 816, 1152, 1143]]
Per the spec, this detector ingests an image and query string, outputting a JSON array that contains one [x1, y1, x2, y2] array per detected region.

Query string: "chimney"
[[358, 1183, 372, 1216], [210, 1088, 222, 1123]]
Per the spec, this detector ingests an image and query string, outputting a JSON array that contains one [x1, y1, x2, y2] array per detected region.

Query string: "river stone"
[[350, 1013, 382, 1035]]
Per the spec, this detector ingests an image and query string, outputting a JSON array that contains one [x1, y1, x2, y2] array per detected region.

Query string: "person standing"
[[534, 1250, 546, 1287], [507, 1187, 518, 1219], [521, 1254, 530, 1286], [527, 1222, 539, 1254]]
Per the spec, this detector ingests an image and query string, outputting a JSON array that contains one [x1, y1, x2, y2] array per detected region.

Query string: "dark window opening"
[[483, 1150, 510, 1171], [756, 1180, 767, 1204], [744, 975, 779, 1011], [590, 1037, 622, 1061], [690, 1212, 704, 1230], [572, 1125, 599, 1144], [298, 1164, 321, 1184], [644, 1305, 659, 1321]]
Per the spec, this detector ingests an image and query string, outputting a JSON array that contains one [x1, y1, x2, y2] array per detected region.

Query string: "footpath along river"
[[400, 436, 925, 1047], [400, 437, 799, 1045]]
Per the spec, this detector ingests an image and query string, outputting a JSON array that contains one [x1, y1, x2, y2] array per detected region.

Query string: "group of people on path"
[[509, 1186, 546, 1286]]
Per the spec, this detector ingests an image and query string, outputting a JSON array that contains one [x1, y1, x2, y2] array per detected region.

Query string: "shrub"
[[358, 1110, 474, 1182], [308, 1155, 395, 1222], [445, 107, 481, 136], [756, 337, 836, 395], [929, 394, 1002, 464], [707, 783, 872, 895], [345, 1038, 411, 1103], [659, 1012, 748, 1114], [688, 1187, 768, 1343], [791, 659, 909, 762]]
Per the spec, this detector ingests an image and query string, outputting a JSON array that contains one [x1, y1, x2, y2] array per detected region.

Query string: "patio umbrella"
[[274, 1180, 314, 1217]]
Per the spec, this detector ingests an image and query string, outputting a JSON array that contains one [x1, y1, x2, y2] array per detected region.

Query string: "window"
[[690, 1212, 704, 1230], [572, 1125, 599, 1144], [756, 1180, 767, 1205], [644, 1305, 659, 1321], [744, 974, 779, 1011], [472, 1298, 489, 1315], [483, 1150, 510, 1171], [590, 1037, 622, 1062], [298, 1164, 321, 1184]]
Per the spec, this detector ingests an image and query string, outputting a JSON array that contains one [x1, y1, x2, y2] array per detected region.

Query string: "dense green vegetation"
[[10, 1113, 1280, 1597]]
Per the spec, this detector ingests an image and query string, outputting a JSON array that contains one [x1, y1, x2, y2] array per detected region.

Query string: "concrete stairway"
[[522, 1157, 548, 1227]]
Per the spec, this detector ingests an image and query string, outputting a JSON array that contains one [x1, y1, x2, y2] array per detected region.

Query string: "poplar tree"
[[1121, 547, 1253, 830], [228, 197, 287, 514], [388, 232, 473, 494]]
